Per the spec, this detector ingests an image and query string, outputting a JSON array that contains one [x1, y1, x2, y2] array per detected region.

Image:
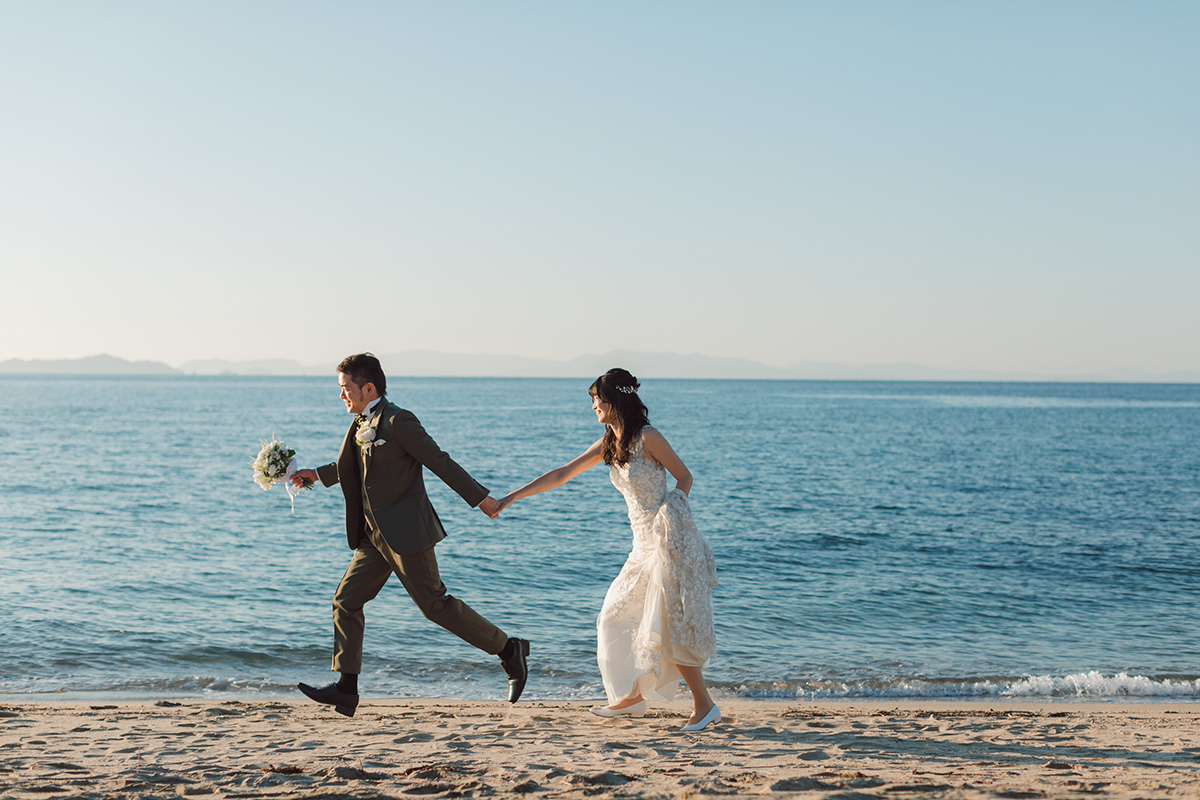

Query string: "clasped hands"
[[479, 493, 517, 519]]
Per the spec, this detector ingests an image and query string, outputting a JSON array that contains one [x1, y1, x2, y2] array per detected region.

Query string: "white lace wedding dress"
[[597, 431, 718, 704]]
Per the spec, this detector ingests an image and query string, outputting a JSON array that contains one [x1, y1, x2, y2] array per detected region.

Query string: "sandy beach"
[[2, 699, 1198, 799]]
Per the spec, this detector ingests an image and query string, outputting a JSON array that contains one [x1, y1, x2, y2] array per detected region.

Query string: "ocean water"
[[1, 376, 1198, 703]]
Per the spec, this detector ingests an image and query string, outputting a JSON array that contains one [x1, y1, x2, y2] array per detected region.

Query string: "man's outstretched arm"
[[389, 410, 491, 509]]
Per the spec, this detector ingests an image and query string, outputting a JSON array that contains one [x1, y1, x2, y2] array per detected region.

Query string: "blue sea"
[[1, 376, 1198, 703]]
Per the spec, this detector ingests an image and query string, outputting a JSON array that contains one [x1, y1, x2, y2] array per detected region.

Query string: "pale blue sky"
[[1, 2, 1196, 375]]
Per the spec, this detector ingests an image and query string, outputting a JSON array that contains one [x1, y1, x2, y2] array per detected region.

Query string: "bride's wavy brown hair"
[[590, 368, 650, 466]]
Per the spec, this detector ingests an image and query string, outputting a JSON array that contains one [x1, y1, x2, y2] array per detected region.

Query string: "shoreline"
[[4, 692, 1200, 707], [4, 698, 1198, 798]]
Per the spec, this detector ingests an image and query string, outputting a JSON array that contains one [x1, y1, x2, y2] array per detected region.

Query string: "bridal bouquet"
[[251, 436, 310, 512], [252, 436, 296, 489]]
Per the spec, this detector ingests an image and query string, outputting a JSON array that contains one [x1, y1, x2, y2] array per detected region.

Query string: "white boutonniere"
[[356, 420, 386, 451]]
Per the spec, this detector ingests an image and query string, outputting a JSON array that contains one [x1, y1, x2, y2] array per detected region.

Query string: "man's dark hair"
[[337, 353, 387, 397]]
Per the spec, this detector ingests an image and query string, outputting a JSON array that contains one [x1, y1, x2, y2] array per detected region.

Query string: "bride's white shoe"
[[590, 700, 647, 718], [680, 704, 721, 731]]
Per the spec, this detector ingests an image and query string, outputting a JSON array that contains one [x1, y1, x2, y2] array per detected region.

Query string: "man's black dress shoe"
[[500, 638, 530, 703], [297, 682, 359, 717]]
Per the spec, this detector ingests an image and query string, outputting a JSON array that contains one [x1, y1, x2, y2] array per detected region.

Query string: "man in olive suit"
[[291, 353, 528, 717]]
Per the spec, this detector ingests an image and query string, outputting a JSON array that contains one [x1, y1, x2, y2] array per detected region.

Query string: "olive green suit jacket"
[[315, 399, 489, 555]]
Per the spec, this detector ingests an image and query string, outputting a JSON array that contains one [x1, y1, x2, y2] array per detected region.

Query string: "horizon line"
[[0, 351, 1198, 384]]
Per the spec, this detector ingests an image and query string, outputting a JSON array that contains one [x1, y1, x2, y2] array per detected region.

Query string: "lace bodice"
[[609, 436, 670, 545]]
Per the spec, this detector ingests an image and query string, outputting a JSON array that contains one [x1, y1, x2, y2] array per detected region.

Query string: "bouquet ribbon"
[[284, 460, 302, 514]]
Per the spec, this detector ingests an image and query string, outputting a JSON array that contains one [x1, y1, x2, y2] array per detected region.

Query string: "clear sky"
[[1, 2, 1196, 376]]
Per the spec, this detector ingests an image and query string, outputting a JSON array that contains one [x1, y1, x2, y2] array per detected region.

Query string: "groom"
[[290, 353, 529, 717]]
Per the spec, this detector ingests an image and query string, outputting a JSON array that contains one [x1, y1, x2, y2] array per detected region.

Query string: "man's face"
[[338, 372, 376, 415]]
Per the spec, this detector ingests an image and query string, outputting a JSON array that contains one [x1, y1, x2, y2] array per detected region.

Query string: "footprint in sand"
[[510, 779, 541, 792], [563, 770, 636, 787], [203, 707, 241, 717], [602, 741, 639, 750], [327, 765, 390, 781], [42, 762, 87, 772]]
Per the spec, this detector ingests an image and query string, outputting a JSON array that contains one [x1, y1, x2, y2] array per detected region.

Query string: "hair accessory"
[[617, 385, 637, 395]]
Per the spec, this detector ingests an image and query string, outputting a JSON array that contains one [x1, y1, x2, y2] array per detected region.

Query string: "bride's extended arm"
[[496, 438, 605, 513], [642, 427, 693, 495]]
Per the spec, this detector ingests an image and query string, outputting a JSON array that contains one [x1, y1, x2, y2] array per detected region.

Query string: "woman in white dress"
[[496, 369, 720, 731]]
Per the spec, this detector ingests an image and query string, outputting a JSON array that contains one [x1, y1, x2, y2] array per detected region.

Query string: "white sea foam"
[[732, 672, 1200, 700], [1003, 671, 1200, 698]]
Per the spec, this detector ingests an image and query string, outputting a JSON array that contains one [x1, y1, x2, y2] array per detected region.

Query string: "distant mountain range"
[[0, 354, 181, 375], [0, 352, 1197, 383]]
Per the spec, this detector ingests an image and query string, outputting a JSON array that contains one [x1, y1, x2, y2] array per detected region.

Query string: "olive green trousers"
[[331, 531, 508, 674]]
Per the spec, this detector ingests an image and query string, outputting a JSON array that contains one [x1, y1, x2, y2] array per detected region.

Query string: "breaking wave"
[[728, 672, 1200, 700]]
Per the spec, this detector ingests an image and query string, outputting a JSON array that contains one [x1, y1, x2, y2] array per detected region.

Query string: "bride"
[[496, 368, 720, 731]]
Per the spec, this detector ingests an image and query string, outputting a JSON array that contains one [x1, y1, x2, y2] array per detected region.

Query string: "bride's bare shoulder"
[[641, 426, 665, 444], [639, 426, 671, 460]]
